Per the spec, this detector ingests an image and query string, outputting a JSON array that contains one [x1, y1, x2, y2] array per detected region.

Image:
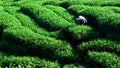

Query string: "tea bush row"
[[2, 26, 79, 63], [0, 51, 60, 68], [57, 25, 100, 46], [0, 11, 21, 29], [103, 6, 120, 13], [3, 6, 55, 37], [68, 5, 120, 34], [3, 6, 20, 14], [20, 4, 74, 31], [45, 5, 75, 23], [14, 13, 51, 36], [78, 39, 120, 57], [60, 0, 120, 8], [43, 0, 62, 6], [85, 51, 120, 68]]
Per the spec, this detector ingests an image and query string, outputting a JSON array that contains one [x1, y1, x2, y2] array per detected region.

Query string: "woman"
[[76, 15, 87, 24]]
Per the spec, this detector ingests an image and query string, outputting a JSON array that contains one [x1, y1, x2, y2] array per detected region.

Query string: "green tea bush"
[[2, 26, 79, 63], [0, 6, 4, 11], [77, 39, 120, 57], [61, 0, 120, 8], [57, 25, 100, 45], [68, 5, 120, 34], [60, 0, 85, 8], [1, 56, 60, 68], [12, 0, 36, 7], [3, 6, 20, 14], [103, 6, 120, 13], [0, 11, 22, 29], [20, 4, 74, 31], [12, 0, 54, 7], [1, 0, 14, 6], [85, 51, 120, 68], [100, 0, 120, 6], [45, 5, 76, 24], [43, 0, 62, 6], [63, 63, 85, 68], [67, 5, 91, 17], [14, 13, 51, 36]]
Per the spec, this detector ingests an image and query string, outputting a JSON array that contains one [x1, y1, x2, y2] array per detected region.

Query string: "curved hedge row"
[[14, 13, 51, 36], [45, 5, 75, 24], [0, 11, 21, 29], [0, 51, 60, 68], [20, 4, 74, 31], [12, 0, 40, 7], [103, 6, 120, 13], [57, 25, 100, 45], [3, 6, 20, 14], [1, 57, 60, 68], [2, 26, 79, 63], [60, 0, 120, 8], [68, 5, 120, 34], [77, 39, 120, 56], [43, 0, 62, 6], [67, 5, 91, 17], [85, 51, 120, 68]]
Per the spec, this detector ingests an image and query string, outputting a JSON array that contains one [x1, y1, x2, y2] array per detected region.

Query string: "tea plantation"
[[1, 0, 120, 68]]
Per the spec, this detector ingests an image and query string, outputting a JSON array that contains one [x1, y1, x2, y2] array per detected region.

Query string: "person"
[[76, 15, 87, 24]]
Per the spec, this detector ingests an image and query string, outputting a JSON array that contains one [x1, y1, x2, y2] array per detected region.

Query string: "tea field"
[[1, 0, 120, 68]]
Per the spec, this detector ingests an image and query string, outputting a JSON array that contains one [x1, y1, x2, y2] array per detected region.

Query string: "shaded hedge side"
[[57, 25, 100, 46]]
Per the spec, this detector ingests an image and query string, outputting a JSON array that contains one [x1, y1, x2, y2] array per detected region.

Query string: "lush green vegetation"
[[0, 0, 120, 67]]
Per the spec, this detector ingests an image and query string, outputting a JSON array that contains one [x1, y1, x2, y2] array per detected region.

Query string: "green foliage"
[[20, 4, 74, 31], [85, 51, 120, 68], [63, 63, 85, 68], [67, 5, 91, 17], [12, 0, 37, 7], [45, 5, 76, 24], [3, 6, 20, 14], [0, 53, 60, 68], [0, 11, 21, 29], [61, 0, 120, 8], [14, 13, 51, 36], [57, 25, 100, 45], [77, 39, 120, 56], [103, 6, 120, 13], [68, 5, 120, 34], [0, 6, 4, 11], [60, 0, 85, 8], [2, 26, 79, 63], [1, 0, 120, 67], [43, 0, 62, 6]]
